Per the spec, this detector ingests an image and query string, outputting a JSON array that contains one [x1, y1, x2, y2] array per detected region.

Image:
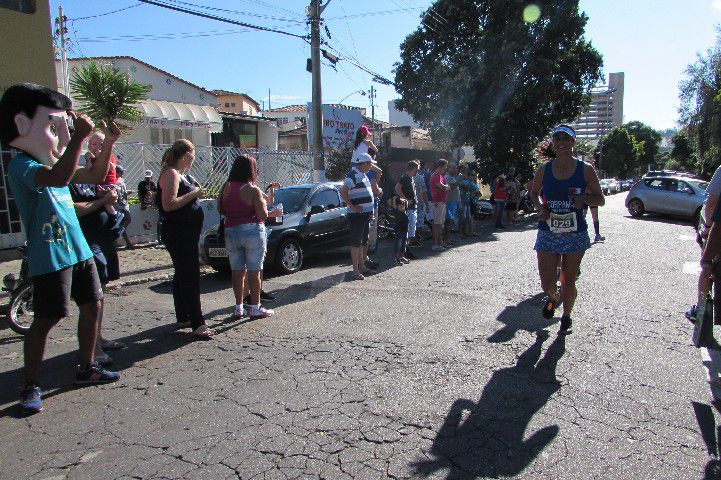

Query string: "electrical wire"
[[236, 0, 305, 19], [69, 3, 142, 21], [161, 0, 306, 24], [136, 0, 309, 40], [77, 28, 256, 43]]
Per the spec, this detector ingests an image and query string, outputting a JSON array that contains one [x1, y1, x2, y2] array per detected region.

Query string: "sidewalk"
[[0, 243, 213, 298]]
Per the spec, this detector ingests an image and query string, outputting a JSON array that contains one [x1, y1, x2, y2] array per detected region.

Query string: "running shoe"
[[75, 363, 121, 385], [559, 316, 573, 335], [19, 385, 42, 414], [249, 305, 274, 319], [400, 257, 411, 264], [94, 352, 113, 367], [594, 234, 605, 243], [233, 305, 248, 319], [542, 297, 557, 319], [394, 259, 404, 266]]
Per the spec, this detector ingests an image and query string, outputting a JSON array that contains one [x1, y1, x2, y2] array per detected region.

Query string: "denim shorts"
[[225, 223, 267, 271]]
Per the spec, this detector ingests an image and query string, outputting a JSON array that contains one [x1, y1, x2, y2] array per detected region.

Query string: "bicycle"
[[3, 245, 32, 335]]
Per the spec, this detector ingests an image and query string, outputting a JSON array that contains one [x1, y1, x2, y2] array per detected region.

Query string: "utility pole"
[[268, 88, 271, 111], [369, 85, 375, 145], [55, 6, 69, 96], [309, 0, 328, 182]]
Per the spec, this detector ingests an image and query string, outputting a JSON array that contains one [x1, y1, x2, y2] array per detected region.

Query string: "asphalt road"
[[0, 194, 716, 480]]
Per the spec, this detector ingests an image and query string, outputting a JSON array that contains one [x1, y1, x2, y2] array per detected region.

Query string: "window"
[[150, 127, 160, 144], [225, 102, 230, 107], [161, 129, 171, 144], [310, 189, 341, 209], [173, 129, 183, 141], [645, 179, 665, 190], [231, 102, 236, 107]]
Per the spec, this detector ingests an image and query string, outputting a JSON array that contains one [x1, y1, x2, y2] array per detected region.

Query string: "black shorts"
[[89, 240, 120, 285], [348, 213, 371, 247], [32, 259, 104, 319], [506, 202, 517, 211]]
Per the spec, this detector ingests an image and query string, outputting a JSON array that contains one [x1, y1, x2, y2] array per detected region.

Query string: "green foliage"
[[598, 127, 642, 177], [70, 61, 152, 129], [670, 130, 696, 172], [325, 142, 354, 181], [679, 30, 721, 177], [623, 121, 661, 167], [393, 0, 603, 182]]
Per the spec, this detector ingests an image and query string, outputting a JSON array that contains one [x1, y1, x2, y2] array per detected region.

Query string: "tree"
[[70, 61, 152, 130], [394, 0, 603, 182], [679, 30, 721, 177], [598, 127, 642, 177], [670, 130, 696, 172], [623, 121, 661, 168], [324, 142, 353, 181]]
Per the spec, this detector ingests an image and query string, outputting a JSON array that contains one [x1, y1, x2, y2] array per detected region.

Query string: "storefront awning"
[[137, 99, 223, 133]]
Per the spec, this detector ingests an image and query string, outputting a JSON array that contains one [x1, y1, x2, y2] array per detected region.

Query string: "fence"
[[113, 143, 314, 196]]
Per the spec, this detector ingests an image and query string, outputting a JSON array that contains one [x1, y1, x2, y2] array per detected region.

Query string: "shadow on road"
[[623, 213, 695, 227], [488, 293, 557, 343], [692, 401, 721, 480], [0, 323, 202, 418], [412, 331, 565, 479]]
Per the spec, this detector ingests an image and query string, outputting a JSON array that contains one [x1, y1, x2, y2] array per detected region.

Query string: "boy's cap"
[[144, 170, 153, 177], [352, 152, 373, 165]]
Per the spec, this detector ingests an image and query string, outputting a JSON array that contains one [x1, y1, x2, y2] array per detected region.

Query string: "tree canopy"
[[598, 126, 643, 178], [394, 0, 603, 181], [679, 30, 721, 177], [623, 121, 661, 168]]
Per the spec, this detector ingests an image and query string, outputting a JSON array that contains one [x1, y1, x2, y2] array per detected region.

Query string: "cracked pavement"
[[0, 194, 715, 479]]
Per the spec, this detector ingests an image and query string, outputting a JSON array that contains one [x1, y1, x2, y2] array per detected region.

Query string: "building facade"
[[212, 90, 261, 117], [388, 99, 421, 129], [570, 72, 625, 141], [56, 56, 223, 147]]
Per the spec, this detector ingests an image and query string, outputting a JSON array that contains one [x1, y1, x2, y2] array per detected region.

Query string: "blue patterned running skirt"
[[534, 230, 590, 254]]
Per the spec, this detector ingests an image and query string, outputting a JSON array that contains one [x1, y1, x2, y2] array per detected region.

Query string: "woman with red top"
[[493, 172, 508, 229], [85, 132, 124, 235], [218, 155, 282, 320]]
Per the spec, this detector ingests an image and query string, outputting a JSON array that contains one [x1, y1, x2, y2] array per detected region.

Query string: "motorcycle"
[[3, 245, 32, 335], [519, 190, 536, 214]]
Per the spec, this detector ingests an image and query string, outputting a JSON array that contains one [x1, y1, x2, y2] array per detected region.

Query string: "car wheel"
[[628, 199, 645, 217], [275, 238, 303, 274]]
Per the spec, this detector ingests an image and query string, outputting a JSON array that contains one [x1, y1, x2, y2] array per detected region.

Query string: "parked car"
[[200, 182, 350, 275], [625, 176, 709, 222], [620, 179, 636, 191], [599, 178, 619, 195]]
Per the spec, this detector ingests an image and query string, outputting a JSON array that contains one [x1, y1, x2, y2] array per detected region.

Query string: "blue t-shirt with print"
[[460, 178, 480, 205], [8, 153, 93, 277]]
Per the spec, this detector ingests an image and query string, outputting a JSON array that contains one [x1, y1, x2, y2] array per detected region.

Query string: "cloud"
[[713, 0, 721, 10]]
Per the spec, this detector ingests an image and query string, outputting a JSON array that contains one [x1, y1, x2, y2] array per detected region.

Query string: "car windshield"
[[689, 180, 709, 191], [599, 180, 610, 185], [272, 187, 310, 213]]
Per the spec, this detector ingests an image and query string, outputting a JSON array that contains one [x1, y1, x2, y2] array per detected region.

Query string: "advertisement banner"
[[307, 103, 363, 149]]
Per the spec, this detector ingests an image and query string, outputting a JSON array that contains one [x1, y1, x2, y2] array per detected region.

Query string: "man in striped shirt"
[[340, 152, 375, 280]]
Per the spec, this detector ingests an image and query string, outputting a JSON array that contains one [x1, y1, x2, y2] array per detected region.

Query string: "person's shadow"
[[488, 293, 557, 343], [413, 330, 566, 479]]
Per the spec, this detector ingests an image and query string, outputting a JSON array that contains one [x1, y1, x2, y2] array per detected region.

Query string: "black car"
[[200, 182, 350, 274]]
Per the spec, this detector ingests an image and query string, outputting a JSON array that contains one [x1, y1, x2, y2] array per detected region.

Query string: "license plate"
[[208, 247, 228, 258]]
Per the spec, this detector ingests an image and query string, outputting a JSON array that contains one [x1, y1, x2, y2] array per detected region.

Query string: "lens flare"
[[523, 4, 541, 23]]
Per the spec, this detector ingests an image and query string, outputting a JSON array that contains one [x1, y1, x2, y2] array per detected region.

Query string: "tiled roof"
[[66, 56, 215, 97], [266, 104, 366, 113], [211, 90, 260, 108]]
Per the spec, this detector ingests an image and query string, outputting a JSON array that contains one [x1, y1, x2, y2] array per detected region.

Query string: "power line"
[[69, 3, 142, 21], [325, 6, 424, 20], [162, 0, 306, 24], [236, 0, 305, 19], [136, 0, 309, 40], [77, 28, 257, 43]]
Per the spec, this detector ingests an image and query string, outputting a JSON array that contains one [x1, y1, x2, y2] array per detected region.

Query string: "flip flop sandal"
[[192, 325, 215, 338], [176, 321, 192, 329], [352, 272, 365, 281]]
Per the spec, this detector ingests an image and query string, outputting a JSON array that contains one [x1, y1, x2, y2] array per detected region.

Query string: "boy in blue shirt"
[[0, 83, 122, 414]]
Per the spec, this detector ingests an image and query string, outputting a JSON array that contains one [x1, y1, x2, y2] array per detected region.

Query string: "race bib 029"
[[548, 212, 578, 233]]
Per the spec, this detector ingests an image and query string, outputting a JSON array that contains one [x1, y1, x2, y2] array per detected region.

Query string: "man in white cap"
[[340, 152, 375, 280], [137, 169, 156, 210]]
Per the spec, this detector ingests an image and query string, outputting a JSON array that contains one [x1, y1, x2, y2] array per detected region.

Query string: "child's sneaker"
[[75, 363, 121, 385], [19, 385, 43, 414], [400, 257, 411, 264], [249, 305, 274, 319], [107, 211, 125, 231]]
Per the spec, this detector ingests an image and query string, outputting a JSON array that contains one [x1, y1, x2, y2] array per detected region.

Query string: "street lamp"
[[338, 90, 366, 105]]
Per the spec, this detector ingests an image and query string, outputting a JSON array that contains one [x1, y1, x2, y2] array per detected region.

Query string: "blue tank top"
[[538, 159, 588, 233]]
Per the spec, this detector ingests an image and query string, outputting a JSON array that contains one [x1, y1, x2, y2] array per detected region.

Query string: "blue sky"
[[50, 0, 721, 130]]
